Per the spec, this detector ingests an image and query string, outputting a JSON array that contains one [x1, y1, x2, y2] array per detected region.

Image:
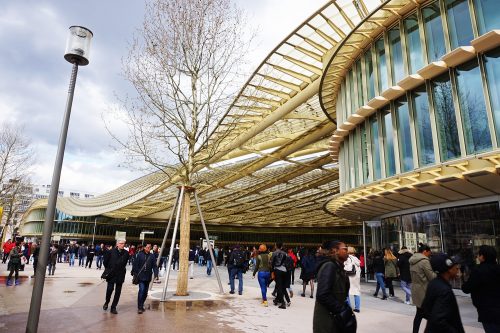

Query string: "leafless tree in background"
[[0, 124, 34, 246], [106, 0, 252, 295]]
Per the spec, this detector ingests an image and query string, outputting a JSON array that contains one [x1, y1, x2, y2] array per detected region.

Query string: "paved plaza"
[[0, 262, 484, 333]]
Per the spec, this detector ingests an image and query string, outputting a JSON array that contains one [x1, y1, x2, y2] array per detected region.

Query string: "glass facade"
[[381, 201, 500, 288], [337, 0, 500, 191]]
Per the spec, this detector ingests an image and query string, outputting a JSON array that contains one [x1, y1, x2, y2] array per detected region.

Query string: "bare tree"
[[0, 177, 32, 245], [107, 0, 252, 295], [0, 124, 34, 246]]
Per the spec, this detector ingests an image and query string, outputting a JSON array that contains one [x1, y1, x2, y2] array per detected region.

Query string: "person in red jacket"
[[2, 239, 15, 264], [287, 248, 298, 285]]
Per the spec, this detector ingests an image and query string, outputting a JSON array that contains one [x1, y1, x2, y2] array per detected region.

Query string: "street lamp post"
[[26, 26, 92, 333]]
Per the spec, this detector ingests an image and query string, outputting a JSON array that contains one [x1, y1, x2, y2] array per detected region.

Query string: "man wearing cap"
[[313, 240, 350, 333], [102, 239, 129, 314], [421, 253, 465, 333]]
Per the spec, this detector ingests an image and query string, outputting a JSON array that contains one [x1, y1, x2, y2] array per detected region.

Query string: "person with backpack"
[[228, 244, 246, 295], [6, 242, 23, 286], [271, 242, 288, 309], [252, 244, 271, 306]]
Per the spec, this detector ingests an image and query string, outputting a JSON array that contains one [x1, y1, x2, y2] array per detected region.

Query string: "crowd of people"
[[2, 237, 500, 332]]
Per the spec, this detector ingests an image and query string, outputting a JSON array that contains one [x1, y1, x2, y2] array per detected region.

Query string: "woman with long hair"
[[384, 248, 399, 297]]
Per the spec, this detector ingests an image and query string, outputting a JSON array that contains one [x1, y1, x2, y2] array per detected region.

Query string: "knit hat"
[[430, 253, 458, 274]]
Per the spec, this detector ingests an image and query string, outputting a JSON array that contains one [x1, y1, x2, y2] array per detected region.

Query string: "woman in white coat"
[[344, 247, 361, 312]]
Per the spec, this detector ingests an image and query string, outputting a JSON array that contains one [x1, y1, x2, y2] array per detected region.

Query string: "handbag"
[[334, 305, 357, 333], [101, 267, 114, 280], [132, 258, 148, 285]]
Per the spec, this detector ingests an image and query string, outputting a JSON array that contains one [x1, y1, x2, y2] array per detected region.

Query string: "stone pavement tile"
[[0, 262, 484, 333]]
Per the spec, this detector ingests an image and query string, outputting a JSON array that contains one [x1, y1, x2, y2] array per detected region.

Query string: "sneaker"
[[14, 279, 20, 286], [262, 301, 268, 307], [110, 308, 118, 314], [6, 279, 12, 286], [382, 296, 387, 300], [301, 293, 305, 297], [353, 309, 360, 313], [238, 292, 242, 295], [405, 301, 411, 305], [373, 293, 377, 297], [138, 308, 144, 314], [103, 303, 109, 311], [229, 291, 235, 294], [278, 303, 286, 309]]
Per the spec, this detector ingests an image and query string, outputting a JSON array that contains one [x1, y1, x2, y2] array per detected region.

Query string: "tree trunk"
[[175, 188, 191, 296]]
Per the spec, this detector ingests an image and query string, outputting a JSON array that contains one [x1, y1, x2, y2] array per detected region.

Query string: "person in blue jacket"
[[131, 243, 158, 314]]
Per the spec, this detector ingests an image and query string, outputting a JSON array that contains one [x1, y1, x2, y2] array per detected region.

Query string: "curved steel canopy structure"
[[27, 0, 386, 228]]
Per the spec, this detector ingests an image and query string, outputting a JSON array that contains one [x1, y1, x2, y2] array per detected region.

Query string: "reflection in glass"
[[411, 86, 435, 166], [484, 48, 500, 144], [404, 14, 424, 73], [389, 28, 405, 84], [361, 123, 370, 183], [349, 70, 356, 116], [365, 49, 375, 100], [423, 4, 446, 62], [474, 0, 500, 35], [376, 38, 388, 93], [401, 210, 441, 253], [440, 202, 500, 287], [356, 60, 364, 109], [395, 97, 413, 172], [353, 130, 360, 187], [445, 0, 474, 49], [432, 73, 461, 161], [381, 216, 402, 252], [383, 110, 396, 177], [371, 116, 382, 180], [455, 60, 492, 154]]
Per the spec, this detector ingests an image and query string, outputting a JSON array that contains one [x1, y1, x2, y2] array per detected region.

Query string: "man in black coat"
[[103, 239, 129, 314], [462, 245, 500, 333], [131, 243, 158, 314], [421, 253, 465, 333]]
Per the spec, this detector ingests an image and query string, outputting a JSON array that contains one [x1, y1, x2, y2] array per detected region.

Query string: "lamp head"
[[64, 26, 93, 66]]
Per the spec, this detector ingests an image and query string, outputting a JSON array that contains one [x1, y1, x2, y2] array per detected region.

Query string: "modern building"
[[321, 0, 500, 284], [20, 0, 500, 280]]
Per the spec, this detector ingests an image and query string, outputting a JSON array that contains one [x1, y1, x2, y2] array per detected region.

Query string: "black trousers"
[[85, 255, 94, 268], [274, 270, 287, 304], [106, 282, 123, 309], [413, 307, 425, 333]]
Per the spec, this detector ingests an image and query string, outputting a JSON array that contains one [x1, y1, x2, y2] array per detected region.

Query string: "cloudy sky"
[[0, 0, 326, 195]]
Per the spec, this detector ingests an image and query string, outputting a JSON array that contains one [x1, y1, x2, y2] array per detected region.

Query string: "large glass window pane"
[[395, 97, 414, 172], [389, 28, 405, 84], [376, 38, 388, 93], [404, 14, 424, 73], [484, 48, 500, 144], [440, 202, 500, 288], [455, 60, 492, 154], [445, 0, 474, 49], [365, 49, 375, 100], [382, 216, 402, 252], [371, 116, 382, 180], [402, 210, 441, 253], [432, 73, 461, 161], [349, 70, 356, 115], [383, 110, 396, 177], [411, 86, 435, 166], [353, 130, 360, 187], [356, 60, 364, 108], [423, 3, 447, 62], [474, 0, 500, 35], [360, 123, 370, 183]]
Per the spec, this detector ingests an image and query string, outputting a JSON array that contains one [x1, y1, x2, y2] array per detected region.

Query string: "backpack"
[[284, 255, 294, 272], [233, 250, 246, 268]]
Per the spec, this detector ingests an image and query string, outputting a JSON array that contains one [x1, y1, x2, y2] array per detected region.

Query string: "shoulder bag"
[[132, 255, 148, 285]]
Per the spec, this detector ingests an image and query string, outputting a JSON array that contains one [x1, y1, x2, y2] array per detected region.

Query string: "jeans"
[[374, 273, 387, 297], [105, 282, 123, 309], [257, 271, 270, 301], [79, 256, 86, 266], [8, 263, 20, 280], [137, 281, 150, 309], [400, 280, 412, 302], [198, 256, 203, 266], [206, 260, 213, 275], [229, 268, 243, 293], [346, 295, 360, 311], [483, 322, 500, 333], [69, 253, 75, 266], [48, 262, 56, 275], [162, 257, 167, 269], [96, 255, 103, 269]]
